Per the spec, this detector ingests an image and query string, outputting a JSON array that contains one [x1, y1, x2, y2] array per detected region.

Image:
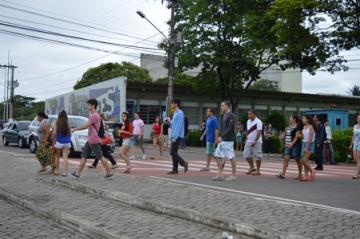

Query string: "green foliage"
[[347, 85, 360, 96], [186, 130, 204, 147], [74, 62, 152, 89], [0, 95, 44, 120], [265, 111, 287, 131], [273, 135, 283, 154], [250, 79, 279, 91], [332, 128, 353, 162]]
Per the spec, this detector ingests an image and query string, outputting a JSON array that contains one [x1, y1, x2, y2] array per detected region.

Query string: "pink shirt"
[[88, 112, 102, 144], [132, 119, 144, 135]]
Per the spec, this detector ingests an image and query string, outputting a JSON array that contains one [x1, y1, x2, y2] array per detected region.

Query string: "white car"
[[27, 115, 115, 155]]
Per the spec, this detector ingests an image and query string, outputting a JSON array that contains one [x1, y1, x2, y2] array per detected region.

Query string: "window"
[[182, 107, 200, 125], [336, 118, 341, 126], [139, 104, 163, 124], [18, 122, 30, 130]]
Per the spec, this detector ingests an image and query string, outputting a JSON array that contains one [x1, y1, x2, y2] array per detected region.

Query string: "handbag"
[[102, 134, 113, 145]]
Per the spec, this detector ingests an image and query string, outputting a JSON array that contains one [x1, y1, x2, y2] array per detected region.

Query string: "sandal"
[[200, 168, 210, 172], [352, 175, 360, 180], [310, 171, 316, 181], [38, 169, 47, 173], [246, 168, 255, 175], [275, 174, 285, 179], [88, 165, 96, 169], [252, 170, 261, 176], [300, 177, 310, 182], [123, 167, 132, 174], [294, 175, 302, 180]]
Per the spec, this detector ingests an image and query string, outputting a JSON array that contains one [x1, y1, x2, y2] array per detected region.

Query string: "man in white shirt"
[[323, 120, 337, 165], [244, 111, 263, 175]]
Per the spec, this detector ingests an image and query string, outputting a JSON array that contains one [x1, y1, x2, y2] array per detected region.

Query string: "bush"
[[265, 111, 287, 131], [272, 135, 283, 154], [186, 130, 204, 147], [332, 128, 353, 162]]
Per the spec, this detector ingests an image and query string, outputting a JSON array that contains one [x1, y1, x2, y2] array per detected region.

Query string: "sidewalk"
[[1, 151, 359, 239]]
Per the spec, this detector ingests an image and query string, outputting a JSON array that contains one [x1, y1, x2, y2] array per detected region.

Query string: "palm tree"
[[347, 85, 360, 96]]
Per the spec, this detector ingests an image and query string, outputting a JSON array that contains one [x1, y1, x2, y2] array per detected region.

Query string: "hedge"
[[332, 128, 353, 162]]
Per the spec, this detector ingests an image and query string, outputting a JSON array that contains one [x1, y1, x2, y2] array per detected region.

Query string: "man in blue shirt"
[[200, 108, 219, 171], [168, 99, 189, 174]]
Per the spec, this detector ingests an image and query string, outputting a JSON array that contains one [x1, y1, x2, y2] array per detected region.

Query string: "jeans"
[[315, 143, 324, 169], [170, 139, 186, 172], [322, 142, 336, 164], [263, 138, 274, 154]]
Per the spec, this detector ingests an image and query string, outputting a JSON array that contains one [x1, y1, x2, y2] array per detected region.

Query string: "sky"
[[0, 0, 359, 102]]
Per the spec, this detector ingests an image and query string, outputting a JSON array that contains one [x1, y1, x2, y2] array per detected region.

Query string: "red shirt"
[[152, 123, 161, 136], [120, 123, 133, 139]]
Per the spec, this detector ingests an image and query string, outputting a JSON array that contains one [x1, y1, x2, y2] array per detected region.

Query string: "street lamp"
[[136, 8, 176, 115]]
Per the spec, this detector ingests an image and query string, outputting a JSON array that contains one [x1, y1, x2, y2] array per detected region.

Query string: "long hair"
[[304, 115, 316, 130], [122, 112, 130, 131], [56, 110, 71, 136], [154, 115, 162, 125], [292, 114, 303, 129]]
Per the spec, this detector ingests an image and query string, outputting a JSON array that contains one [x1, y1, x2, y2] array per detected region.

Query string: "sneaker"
[[212, 175, 225, 181], [167, 171, 178, 175], [104, 173, 114, 179], [252, 170, 261, 176], [225, 175, 237, 181], [246, 168, 255, 175], [70, 172, 79, 179], [111, 164, 120, 169], [142, 155, 147, 160], [129, 156, 135, 160]]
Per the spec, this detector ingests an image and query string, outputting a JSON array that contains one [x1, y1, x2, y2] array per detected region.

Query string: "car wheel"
[[29, 137, 37, 153], [18, 138, 24, 148], [3, 136, 9, 146]]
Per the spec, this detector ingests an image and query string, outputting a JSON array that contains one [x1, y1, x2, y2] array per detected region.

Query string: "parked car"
[[27, 115, 115, 155], [105, 121, 122, 146], [2, 120, 31, 148]]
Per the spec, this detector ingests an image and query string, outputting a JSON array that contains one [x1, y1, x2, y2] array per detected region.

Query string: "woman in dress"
[[349, 114, 360, 180]]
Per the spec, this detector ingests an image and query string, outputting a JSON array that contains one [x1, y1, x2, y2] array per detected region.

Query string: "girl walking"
[[301, 115, 316, 182], [151, 116, 163, 159], [349, 114, 360, 180], [119, 112, 133, 173], [53, 110, 71, 176], [276, 115, 303, 180]]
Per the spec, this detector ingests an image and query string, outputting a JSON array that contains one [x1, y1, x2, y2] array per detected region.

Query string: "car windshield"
[[18, 122, 30, 130], [68, 117, 88, 128]]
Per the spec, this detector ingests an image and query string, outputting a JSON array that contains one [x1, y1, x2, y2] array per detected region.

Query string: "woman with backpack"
[[53, 110, 72, 176], [119, 112, 133, 173], [151, 116, 163, 159], [89, 113, 119, 169]]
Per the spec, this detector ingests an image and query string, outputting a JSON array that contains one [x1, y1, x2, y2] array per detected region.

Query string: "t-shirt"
[[120, 123, 133, 139], [37, 119, 50, 142], [221, 112, 235, 141], [132, 119, 144, 135], [284, 124, 302, 147], [246, 117, 263, 143], [88, 112, 102, 144], [206, 116, 218, 143]]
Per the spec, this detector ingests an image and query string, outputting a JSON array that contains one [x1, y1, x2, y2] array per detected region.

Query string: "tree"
[[325, 0, 360, 50], [0, 95, 44, 120], [265, 111, 287, 131], [171, 0, 343, 109], [347, 85, 360, 96], [249, 79, 279, 91], [74, 62, 152, 89]]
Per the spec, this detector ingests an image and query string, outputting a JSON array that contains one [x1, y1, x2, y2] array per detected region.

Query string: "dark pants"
[[170, 139, 186, 172], [92, 145, 116, 167], [263, 138, 274, 153], [315, 144, 324, 169]]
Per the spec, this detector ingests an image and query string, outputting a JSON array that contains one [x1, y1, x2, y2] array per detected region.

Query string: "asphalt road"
[[1, 141, 359, 212]]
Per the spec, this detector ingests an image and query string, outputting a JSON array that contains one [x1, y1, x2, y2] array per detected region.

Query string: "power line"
[[0, 21, 163, 52], [0, 2, 158, 42]]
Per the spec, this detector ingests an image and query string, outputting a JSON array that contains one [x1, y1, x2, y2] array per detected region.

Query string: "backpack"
[[184, 116, 189, 137], [93, 119, 105, 138]]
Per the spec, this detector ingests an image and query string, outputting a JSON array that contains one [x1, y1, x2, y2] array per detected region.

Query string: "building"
[[140, 53, 303, 93]]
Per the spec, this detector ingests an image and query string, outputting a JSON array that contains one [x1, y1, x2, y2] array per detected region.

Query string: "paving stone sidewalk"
[[0, 198, 83, 239], [0, 154, 248, 239]]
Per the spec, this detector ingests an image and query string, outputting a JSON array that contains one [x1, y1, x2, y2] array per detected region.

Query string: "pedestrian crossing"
[[66, 157, 356, 179]]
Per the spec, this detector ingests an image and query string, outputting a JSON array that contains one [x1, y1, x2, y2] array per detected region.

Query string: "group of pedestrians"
[[34, 97, 360, 181]]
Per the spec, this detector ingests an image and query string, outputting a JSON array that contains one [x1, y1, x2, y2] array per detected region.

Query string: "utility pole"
[[167, 0, 176, 113], [0, 64, 18, 120]]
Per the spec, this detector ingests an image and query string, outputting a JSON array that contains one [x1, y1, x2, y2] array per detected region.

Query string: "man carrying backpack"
[[70, 99, 114, 179]]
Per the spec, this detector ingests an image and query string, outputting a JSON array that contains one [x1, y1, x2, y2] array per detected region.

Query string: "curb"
[[41, 178, 308, 239], [0, 185, 128, 239]]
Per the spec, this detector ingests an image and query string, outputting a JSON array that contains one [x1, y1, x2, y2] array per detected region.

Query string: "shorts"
[[55, 141, 71, 149], [243, 142, 263, 160], [284, 144, 301, 159], [122, 138, 134, 147], [301, 142, 315, 157], [133, 135, 143, 146], [236, 136, 243, 144], [206, 142, 216, 156], [82, 142, 103, 160], [353, 144, 360, 151], [214, 141, 235, 160]]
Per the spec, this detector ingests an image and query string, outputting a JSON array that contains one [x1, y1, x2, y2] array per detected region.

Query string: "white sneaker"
[[225, 175, 237, 181], [142, 155, 146, 160], [129, 156, 135, 160], [212, 175, 225, 181]]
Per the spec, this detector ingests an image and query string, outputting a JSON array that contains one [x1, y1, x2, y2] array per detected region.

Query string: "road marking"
[[150, 176, 360, 216]]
